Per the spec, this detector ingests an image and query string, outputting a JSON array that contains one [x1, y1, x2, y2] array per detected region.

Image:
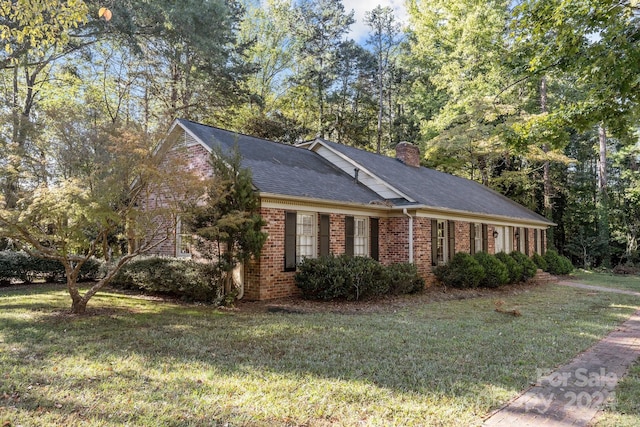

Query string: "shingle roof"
[[315, 138, 552, 224], [177, 119, 384, 205], [176, 119, 552, 224]]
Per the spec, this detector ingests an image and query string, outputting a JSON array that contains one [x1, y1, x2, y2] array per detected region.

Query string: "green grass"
[[1, 279, 639, 426], [595, 361, 640, 427], [569, 270, 640, 292]]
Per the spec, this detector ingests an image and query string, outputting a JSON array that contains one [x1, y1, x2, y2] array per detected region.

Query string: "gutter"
[[403, 208, 414, 264]]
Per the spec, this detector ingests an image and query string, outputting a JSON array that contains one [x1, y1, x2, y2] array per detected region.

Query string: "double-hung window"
[[296, 213, 316, 264], [353, 217, 368, 257], [285, 211, 316, 270]]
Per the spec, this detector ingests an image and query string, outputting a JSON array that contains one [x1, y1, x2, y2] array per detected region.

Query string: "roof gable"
[[300, 138, 553, 225], [169, 119, 552, 226], [174, 119, 385, 205]]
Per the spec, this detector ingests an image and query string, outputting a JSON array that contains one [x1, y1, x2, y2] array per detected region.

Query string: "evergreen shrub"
[[0, 251, 102, 284], [385, 262, 425, 294], [295, 255, 423, 300], [433, 252, 485, 289], [544, 250, 574, 275], [495, 252, 523, 284], [509, 251, 538, 281], [110, 257, 220, 303], [472, 252, 509, 288], [532, 252, 547, 271]]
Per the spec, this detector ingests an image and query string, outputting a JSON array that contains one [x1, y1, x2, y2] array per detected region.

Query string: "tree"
[[365, 5, 402, 153], [185, 145, 267, 298], [512, 0, 640, 265], [406, 0, 521, 184], [289, 0, 354, 138], [0, 124, 200, 314]]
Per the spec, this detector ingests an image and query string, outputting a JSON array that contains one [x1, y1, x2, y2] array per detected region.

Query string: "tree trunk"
[[376, 46, 383, 154], [540, 76, 554, 248], [597, 123, 611, 267], [67, 276, 86, 314]]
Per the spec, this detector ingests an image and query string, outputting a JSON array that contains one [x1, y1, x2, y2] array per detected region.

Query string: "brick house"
[[149, 119, 554, 300]]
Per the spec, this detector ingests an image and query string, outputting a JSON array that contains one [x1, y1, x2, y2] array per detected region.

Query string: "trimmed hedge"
[[473, 251, 509, 288], [295, 255, 424, 301], [385, 262, 425, 295], [544, 250, 574, 275], [0, 251, 103, 285], [110, 257, 221, 303], [532, 252, 547, 271], [434, 252, 485, 289], [494, 252, 523, 284], [509, 251, 538, 281]]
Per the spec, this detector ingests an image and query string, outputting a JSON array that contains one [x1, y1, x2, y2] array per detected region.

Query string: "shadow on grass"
[[1, 283, 639, 425]]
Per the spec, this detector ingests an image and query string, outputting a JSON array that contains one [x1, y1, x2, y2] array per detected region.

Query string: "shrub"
[[544, 250, 574, 275], [110, 257, 221, 303], [495, 252, 523, 284], [434, 252, 485, 289], [385, 263, 425, 294], [0, 251, 103, 284], [612, 264, 640, 275], [531, 252, 547, 271], [472, 252, 509, 288], [509, 251, 538, 281], [295, 256, 423, 300]]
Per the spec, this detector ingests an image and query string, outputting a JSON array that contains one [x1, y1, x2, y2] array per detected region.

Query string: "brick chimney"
[[395, 142, 421, 167]]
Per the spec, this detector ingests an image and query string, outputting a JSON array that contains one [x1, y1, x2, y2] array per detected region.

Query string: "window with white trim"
[[437, 220, 447, 264], [353, 217, 368, 257], [474, 223, 483, 253], [176, 218, 192, 257], [296, 213, 316, 264]]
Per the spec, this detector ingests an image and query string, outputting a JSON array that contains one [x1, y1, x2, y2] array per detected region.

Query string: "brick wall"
[[250, 207, 299, 299]]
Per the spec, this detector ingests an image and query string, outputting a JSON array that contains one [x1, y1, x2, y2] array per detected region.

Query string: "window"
[[437, 220, 447, 264], [470, 223, 488, 255], [353, 217, 368, 256], [345, 216, 369, 257], [175, 218, 192, 257], [432, 219, 455, 266], [296, 213, 316, 264], [284, 211, 317, 270]]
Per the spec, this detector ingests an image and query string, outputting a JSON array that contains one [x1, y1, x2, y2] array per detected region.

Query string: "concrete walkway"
[[483, 281, 640, 426]]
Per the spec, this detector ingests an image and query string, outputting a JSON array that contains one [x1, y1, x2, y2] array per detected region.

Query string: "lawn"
[[569, 269, 640, 292], [1, 278, 639, 426]]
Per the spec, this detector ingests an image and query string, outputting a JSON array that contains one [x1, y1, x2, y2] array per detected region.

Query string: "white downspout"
[[402, 208, 414, 264]]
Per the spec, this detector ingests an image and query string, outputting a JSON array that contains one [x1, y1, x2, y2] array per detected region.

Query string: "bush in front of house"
[[543, 250, 574, 275], [0, 251, 103, 285], [509, 251, 538, 281], [295, 255, 423, 300], [385, 262, 425, 294], [494, 252, 523, 284], [434, 252, 485, 289], [110, 257, 221, 303], [531, 252, 547, 271], [472, 252, 509, 288]]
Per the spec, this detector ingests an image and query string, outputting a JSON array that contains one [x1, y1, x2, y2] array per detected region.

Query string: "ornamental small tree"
[[184, 145, 267, 299], [0, 127, 201, 314]]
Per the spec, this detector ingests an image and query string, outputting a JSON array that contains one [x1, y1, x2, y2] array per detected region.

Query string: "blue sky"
[[342, 0, 408, 42]]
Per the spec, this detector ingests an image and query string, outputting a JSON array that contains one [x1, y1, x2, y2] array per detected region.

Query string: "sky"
[[342, 0, 409, 42]]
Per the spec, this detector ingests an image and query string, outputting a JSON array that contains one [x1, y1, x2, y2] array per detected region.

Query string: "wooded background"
[[2, 0, 639, 269]]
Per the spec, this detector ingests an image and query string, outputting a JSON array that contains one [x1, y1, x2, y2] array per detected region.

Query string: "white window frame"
[[474, 223, 483, 253], [296, 212, 316, 264], [437, 220, 448, 265], [175, 218, 192, 258], [353, 217, 369, 257]]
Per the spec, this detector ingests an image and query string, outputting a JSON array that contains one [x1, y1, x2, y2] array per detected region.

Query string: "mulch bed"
[[232, 281, 548, 315]]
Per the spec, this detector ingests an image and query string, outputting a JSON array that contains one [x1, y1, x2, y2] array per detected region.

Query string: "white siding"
[[314, 145, 409, 200]]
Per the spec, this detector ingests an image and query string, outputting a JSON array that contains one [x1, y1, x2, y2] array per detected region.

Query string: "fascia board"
[[302, 139, 416, 203]]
